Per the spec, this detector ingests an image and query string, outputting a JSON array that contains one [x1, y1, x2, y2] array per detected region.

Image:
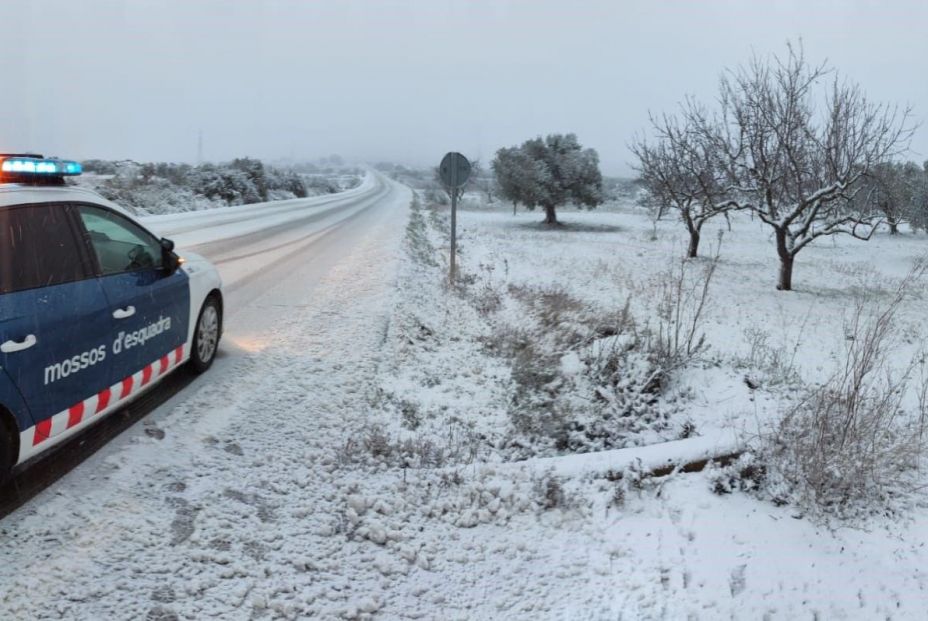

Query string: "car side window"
[[0, 204, 90, 294], [78, 205, 163, 275]]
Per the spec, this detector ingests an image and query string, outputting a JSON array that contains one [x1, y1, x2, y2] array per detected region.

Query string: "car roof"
[[0, 183, 136, 218]]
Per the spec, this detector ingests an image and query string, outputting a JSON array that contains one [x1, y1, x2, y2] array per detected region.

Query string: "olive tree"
[[493, 134, 604, 225], [906, 162, 928, 232], [853, 161, 928, 235], [492, 146, 540, 215]]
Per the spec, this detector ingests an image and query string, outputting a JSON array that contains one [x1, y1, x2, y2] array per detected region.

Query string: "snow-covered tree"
[[230, 158, 269, 202], [907, 162, 928, 232], [631, 110, 729, 257], [493, 134, 604, 225], [492, 146, 545, 215], [851, 161, 925, 235], [695, 44, 912, 290]]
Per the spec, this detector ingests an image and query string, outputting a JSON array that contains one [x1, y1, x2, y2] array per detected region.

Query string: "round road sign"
[[439, 152, 471, 189]]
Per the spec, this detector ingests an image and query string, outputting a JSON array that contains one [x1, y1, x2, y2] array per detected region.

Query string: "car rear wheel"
[[190, 295, 221, 373]]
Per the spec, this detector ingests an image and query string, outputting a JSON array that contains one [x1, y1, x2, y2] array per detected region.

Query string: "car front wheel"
[[190, 295, 221, 373]]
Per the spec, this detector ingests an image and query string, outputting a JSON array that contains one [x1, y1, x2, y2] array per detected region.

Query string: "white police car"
[[0, 155, 223, 480]]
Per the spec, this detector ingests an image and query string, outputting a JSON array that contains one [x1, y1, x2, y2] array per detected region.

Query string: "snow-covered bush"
[[80, 159, 120, 175], [709, 453, 767, 496], [188, 163, 263, 204], [492, 285, 685, 456], [78, 158, 316, 214], [303, 176, 340, 195]]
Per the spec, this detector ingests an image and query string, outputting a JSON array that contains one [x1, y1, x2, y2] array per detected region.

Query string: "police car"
[[0, 154, 223, 480]]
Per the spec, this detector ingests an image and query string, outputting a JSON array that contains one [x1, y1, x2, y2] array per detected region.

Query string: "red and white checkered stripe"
[[30, 344, 187, 447]]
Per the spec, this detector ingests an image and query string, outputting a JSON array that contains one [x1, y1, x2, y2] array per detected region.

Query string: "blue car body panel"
[[97, 267, 190, 379], [0, 278, 115, 428]]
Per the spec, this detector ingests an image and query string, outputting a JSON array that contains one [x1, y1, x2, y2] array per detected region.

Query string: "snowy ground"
[[350, 197, 928, 619], [2, 187, 928, 619]]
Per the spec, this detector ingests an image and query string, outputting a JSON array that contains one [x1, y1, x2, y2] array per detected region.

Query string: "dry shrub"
[[640, 234, 721, 373], [765, 261, 928, 514], [340, 423, 480, 469], [737, 326, 804, 388], [458, 263, 503, 316], [405, 194, 438, 267], [508, 284, 592, 348]]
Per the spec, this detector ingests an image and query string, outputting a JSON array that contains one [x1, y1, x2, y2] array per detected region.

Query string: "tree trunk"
[[687, 228, 700, 258], [774, 227, 794, 291], [513, 201, 517, 216], [683, 212, 700, 258], [543, 204, 558, 225], [881, 202, 899, 235], [778, 256, 794, 291]]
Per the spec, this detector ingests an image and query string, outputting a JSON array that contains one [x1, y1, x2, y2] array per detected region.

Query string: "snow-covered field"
[[3, 187, 928, 620], [352, 196, 928, 619]]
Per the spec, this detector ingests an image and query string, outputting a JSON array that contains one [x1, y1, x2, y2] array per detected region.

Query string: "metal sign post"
[[439, 152, 471, 283]]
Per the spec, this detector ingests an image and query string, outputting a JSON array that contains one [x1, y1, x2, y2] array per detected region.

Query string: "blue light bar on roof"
[[0, 157, 82, 176]]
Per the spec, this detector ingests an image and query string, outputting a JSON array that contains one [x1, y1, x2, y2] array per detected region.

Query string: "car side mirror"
[[161, 237, 181, 275]]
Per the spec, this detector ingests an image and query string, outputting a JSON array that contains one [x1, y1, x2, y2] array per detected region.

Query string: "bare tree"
[[696, 43, 913, 290], [466, 159, 496, 205], [631, 108, 730, 258]]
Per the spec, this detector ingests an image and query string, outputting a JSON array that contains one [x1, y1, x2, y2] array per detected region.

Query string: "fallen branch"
[[454, 429, 745, 483]]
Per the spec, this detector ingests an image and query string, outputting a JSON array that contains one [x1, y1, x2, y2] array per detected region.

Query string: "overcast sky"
[[1, 1, 926, 175]]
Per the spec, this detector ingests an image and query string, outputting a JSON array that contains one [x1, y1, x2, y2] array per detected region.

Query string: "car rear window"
[[0, 203, 89, 294]]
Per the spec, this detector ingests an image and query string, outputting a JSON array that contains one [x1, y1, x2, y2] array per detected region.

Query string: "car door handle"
[[113, 306, 136, 319], [1, 334, 37, 353]]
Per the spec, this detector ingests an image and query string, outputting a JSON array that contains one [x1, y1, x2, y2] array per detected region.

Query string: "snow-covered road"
[[0, 173, 414, 619], [143, 171, 393, 311]]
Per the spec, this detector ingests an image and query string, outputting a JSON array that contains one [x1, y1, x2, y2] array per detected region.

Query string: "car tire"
[[190, 295, 222, 374]]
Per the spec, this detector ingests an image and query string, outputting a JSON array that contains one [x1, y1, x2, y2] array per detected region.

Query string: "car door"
[[0, 203, 115, 444], [74, 204, 190, 387]]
